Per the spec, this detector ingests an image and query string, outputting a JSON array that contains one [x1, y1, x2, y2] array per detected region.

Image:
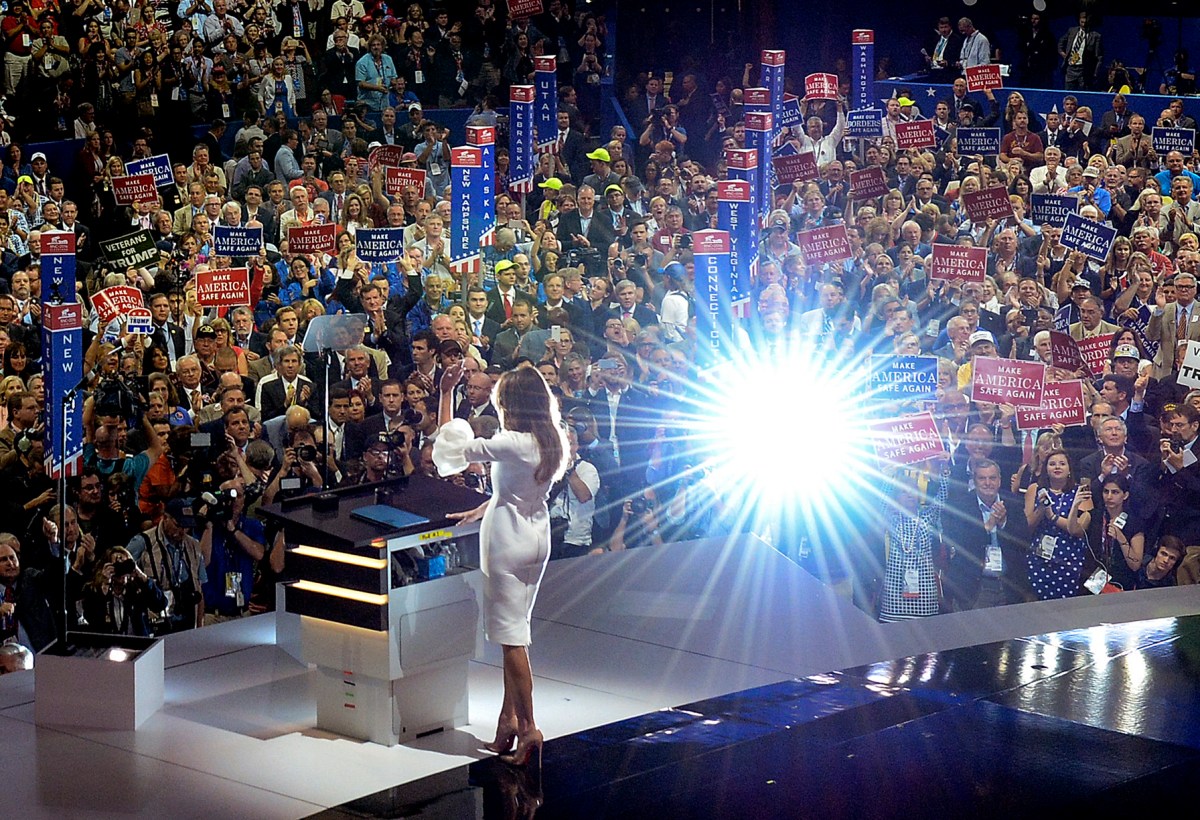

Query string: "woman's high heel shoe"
[[499, 730, 543, 768], [483, 720, 518, 754]]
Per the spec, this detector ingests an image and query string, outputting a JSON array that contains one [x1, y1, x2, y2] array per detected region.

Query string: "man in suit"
[[553, 110, 589, 186], [307, 110, 345, 176], [556, 185, 615, 253], [343, 378, 409, 461], [465, 286, 502, 361], [942, 458, 1029, 610], [922, 16, 963, 83], [172, 182, 206, 237], [454, 371, 498, 420], [1059, 11, 1103, 91], [148, 292, 187, 366], [1068, 296, 1120, 341], [484, 260, 536, 327], [610, 277, 658, 328], [58, 201, 92, 263], [1148, 404, 1200, 543], [626, 75, 669, 132], [1146, 271, 1200, 376], [228, 306, 267, 358], [319, 170, 352, 224], [492, 300, 537, 371], [1079, 416, 1148, 485], [256, 346, 313, 422]]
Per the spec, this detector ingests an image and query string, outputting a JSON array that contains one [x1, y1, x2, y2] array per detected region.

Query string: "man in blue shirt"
[[355, 34, 398, 113], [1155, 151, 1200, 201]]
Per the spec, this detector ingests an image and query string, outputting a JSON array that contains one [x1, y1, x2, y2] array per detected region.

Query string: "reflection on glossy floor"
[[322, 616, 1200, 819]]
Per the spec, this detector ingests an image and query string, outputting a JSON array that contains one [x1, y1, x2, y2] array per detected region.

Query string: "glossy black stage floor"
[[318, 615, 1200, 820]]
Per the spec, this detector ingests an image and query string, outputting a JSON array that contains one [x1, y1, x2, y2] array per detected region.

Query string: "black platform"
[[315, 615, 1200, 819]]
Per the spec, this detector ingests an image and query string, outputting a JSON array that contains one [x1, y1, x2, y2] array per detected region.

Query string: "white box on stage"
[[34, 633, 165, 731]]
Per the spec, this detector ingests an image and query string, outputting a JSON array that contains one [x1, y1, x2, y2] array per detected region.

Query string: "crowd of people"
[[5, 4, 1200, 673]]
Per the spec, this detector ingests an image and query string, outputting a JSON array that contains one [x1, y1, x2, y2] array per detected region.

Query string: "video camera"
[[198, 488, 241, 524]]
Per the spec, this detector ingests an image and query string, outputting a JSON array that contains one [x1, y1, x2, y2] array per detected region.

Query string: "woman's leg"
[[503, 644, 536, 733]]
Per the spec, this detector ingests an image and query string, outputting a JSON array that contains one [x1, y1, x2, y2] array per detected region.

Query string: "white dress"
[[434, 419, 552, 646]]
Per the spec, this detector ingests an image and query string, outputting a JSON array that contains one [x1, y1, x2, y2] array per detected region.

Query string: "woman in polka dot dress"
[[1023, 449, 1092, 600]]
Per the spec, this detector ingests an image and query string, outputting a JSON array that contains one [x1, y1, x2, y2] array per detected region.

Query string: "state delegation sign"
[[869, 412, 945, 466], [195, 268, 251, 307], [929, 244, 987, 282], [971, 357, 1046, 407]]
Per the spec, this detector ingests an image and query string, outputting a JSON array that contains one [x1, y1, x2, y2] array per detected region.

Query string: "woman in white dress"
[[433, 364, 569, 766]]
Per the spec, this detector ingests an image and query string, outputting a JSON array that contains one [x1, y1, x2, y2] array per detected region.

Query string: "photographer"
[[548, 427, 600, 560], [340, 429, 416, 487], [0, 391, 41, 472], [197, 475, 266, 625], [81, 547, 169, 637], [128, 498, 210, 634], [263, 427, 325, 504], [82, 382, 165, 501], [609, 491, 665, 552], [638, 104, 687, 156]]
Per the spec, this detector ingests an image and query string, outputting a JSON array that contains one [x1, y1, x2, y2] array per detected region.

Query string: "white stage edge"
[[4, 534, 1199, 818]]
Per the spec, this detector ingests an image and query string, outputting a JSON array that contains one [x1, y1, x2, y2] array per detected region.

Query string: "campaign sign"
[[533, 56, 557, 149], [125, 153, 173, 188], [1078, 333, 1117, 376], [1151, 127, 1196, 156], [1049, 331, 1086, 373], [1059, 211, 1118, 262], [692, 229, 735, 362], [849, 166, 889, 200], [1016, 380, 1088, 430], [355, 227, 406, 263], [1030, 193, 1078, 226], [846, 107, 884, 138], [775, 151, 819, 185], [796, 224, 852, 266], [126, 306, 154, 334], [101, 229, 157, 270], [1178, 341, 1200, 390], [929, 244, 987, 282], [955, 127, 1001, 155], [895, 119, 937, 150], [869, 355, 939, 401], [195, 268, 251, 307], [870, 412, 945, 466], [212, 225, 263, 257], [384, 166, 428, 197], [506, 0, 542, 18], [367, 144, 405, 174], [965, 64, 1003, 92], [851, 29, 874, 111], [287, 223, 337, 255], [804, 73, 838, 101], [972, 357, 1046, 407], [778, 97, 803, 129], [92, 285, 145, 325], [962, 187, 1015, 222], [112, 173, 159, 206]]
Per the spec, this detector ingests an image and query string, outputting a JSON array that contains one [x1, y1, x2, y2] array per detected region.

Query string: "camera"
[[634, 252, 648, 267], [677, 234, 692, 250], [1169, 435, 1185, 454], [630, 496, 649, 515], [94, 377, 142, 417], [295, 444, 317, 462], [199, 488, 240, 523], [112, 558, 137, 578]]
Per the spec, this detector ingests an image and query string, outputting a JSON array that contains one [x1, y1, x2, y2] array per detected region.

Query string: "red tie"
[[504, 293, 512, 320]]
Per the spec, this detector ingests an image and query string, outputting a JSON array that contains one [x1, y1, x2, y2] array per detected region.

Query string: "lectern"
[[260, 476, 486, 746]]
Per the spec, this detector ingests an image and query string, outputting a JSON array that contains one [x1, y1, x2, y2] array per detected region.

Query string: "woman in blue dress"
[[1023, 449, 1091, 600]]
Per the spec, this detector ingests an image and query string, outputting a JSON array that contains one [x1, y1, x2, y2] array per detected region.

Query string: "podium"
[[260, 476, 486, 746]]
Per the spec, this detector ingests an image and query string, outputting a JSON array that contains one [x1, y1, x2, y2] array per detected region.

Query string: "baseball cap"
[[16, 175, 32, 186], [1071, 278, 1092, 290], [164, 497, 193, 524], [494, 259, 515, 274], [538, 177, 563, 190], [768, 209, 790, 230], [1113, 344, 1141, 360], [1082, 166, 1100, 178], [400, 152, 418, 163], [604, 183, 623, 196], [408, 102, 422, 112], [586, 147, 611, 163], [30, 152, 46, 162], [968, 330, 995, 347], [195, 325, 217, 339], [365, 433, 392, 454], [437, 339, 465, 358], [897, 96, 915, 107]]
